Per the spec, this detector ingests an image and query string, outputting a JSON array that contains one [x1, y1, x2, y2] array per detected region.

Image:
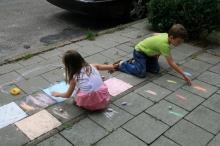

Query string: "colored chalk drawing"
[[145, 90, 157, 95]]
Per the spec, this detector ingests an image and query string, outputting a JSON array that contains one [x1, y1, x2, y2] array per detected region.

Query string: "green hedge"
[[147, 0, 220, 39]]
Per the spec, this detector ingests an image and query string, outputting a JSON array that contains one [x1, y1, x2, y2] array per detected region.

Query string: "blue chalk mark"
[[169, 111, 183, 117], [43, 81, 77, 102], [184, 72, 192, 77]]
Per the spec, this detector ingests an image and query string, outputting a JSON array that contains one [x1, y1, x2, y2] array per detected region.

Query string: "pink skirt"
[[75, 83, 110, 111]]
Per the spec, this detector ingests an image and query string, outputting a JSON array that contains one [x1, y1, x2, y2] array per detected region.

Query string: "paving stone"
[[77, 44, 105, 55], [164, 119, 214, 146], [113, 92, 153, 116], [16, 63, 49, 79], [208, 62, 220, 75], [115, 72, 149, 86], [35, 134, 72, 146], [182, 80, 218, 98], [94, 39, 119, 49], [85, 53, 113, 65], [168, 66, 201, 80], [134, 82, 172, 102], [15, 110, 61, 140], [100, 47, 129, 60], [182, 59, 213, 72], [153, 74, 186, 91], [146, 100, 188, 126], [39, 49, 63, 59], [197, 71, 220, 87], [18, 56, 45, 66], [88, 104, 133, 131], [131, 21, 147, 29], [0, 125, 29, 146], [121, 29, 152, 39], [129, 33, 153, 45], [75, 40, 96, 47], [207, 132, 220, 146], [165, 89, 204, 111], [115, 44, 134, 53], [185, 106, 220, 134], [206, 47, 220, 56], [171, 49, 193, 62], [109, 35, 132, 43], [15, 91, 56, 116], [98, 70, 121, 82], [196, 53, 220, 65], [96, 128, 147, 146], [57, 43, 81, 52], [202, 94, 220, 114], [46, 98, 85, 123], [61, 118, 108, 146], [0, 62, 23, 75], [150, 135, 180, 146], [123, 113, 169, 144], [41, 68, 65, 84], [15, 76, 51, 94], [0, 83, 26, 106], [158, 56, 170, 69], [38, 56, 63, 71], [217, 89, 220, 95]]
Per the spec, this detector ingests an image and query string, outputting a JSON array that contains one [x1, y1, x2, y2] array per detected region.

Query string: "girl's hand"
[[51, 91, 60, 97], [183, 75, 192, 84]]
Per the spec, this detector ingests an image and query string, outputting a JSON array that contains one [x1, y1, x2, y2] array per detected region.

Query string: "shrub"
[[146, 0, 220, 39]]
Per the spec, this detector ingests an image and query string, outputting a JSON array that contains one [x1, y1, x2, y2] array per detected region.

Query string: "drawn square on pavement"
[[0, 102, 27, 129], [15, 110, 61, 140]]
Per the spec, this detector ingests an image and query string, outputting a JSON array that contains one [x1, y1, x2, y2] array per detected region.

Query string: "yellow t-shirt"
[[135, 33, 171, 57]]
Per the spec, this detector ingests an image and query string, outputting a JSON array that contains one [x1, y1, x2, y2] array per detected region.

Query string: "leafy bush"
[[146, 0, 220, 39]]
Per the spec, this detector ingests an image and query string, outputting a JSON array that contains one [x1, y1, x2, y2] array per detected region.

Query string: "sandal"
[[113, 60, 121, 70], [127, 58, 134, 64]]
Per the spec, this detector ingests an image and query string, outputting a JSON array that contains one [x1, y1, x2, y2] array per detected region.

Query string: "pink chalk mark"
[[145, 90, 157, 95], [176, 94, 187, 100]]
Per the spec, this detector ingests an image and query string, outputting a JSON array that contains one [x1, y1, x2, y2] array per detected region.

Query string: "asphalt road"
[[0, 0, 124, 59]]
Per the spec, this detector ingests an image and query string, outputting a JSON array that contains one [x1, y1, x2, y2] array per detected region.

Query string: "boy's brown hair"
[[168, 24, 187, 39]]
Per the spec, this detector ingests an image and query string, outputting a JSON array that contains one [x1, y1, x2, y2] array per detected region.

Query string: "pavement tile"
[[182, 59, 213, 72], [206, 47, 220, 56], [146, 100, 188, 126], [121, 29, 152, 39], [35, 134, 72, 146], [122, 113, 169, 144], [38, 56, 63, 71], [0, 62, 23, 75], [15, 76, 51, 94], [168, 66, 201, 80], [94, 39, 119, 49], [38, 49, 63, 59], [131, 21, 147, 29], [115, 43, 134, 53], [185, 106, 220, 134], [100, 47, 129, 60], [0, 125, 29, 146], [85, 53, 114, 65], [129, 33, 153, 45], [16, 63, 49, 79], [77, 44, 105, 55], [158, 56, 170, 69], [171, 49, 192, 62], [197, 71, 220, 87], [18, 56, 45, 66], [98, 70, 121, 82], [41, 68, 65, 84], [165, 89, 204, 111], [153, 74, 186, 91], [15, 91, 56, 116], [115, 72, 149, 86], [150, 135, 180, 146], [202, 93, 220, 114], [208, 62, 220, 75], [217, 89, 220, 95], [96, 128, 147, 146], [75, 40, 96, 47], [109, 35, 132, 43], [134, 82, 172, 102], [88, 104, 133, 131], [196, 53, 220, 65], [0, 71, 24, 86], [182, 80, 218, 98], [60, 118, 108, 146], [207, 132, 220, 146], [57, 43, 81, 52], [46, 98, 85, 123], [15, 110, 61, 140], [113, 92, 153, 116], [164, 119, 214, 146]]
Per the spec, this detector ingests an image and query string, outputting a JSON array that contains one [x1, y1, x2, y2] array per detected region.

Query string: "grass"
[[137, 34, 142, 38], [21, 53, 33, 60], [86, 29, 98, 40], [115, 24, 125, 31]]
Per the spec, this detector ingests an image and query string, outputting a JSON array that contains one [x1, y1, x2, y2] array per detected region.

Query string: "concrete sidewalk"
[[0, 19, 220, 146]]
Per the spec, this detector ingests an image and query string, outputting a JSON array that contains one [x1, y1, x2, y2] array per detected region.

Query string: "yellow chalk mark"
[[194, 85, 207, 92], [167, 80, 177, 83]]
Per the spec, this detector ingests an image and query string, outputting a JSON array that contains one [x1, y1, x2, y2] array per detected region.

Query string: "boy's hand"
[[51, 91, 60, 97], [108, 69, 115, 74], [183, 75, 192, 84]]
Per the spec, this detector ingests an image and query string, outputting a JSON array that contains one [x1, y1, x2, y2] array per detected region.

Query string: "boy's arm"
[[51, 79, 76, 98], [92, 63, 115, 71], [153, 33, 159, 36], [165, 56, 192, 84]]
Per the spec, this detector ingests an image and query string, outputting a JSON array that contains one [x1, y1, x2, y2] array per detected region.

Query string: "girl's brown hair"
[[62, 50, 91, 83]]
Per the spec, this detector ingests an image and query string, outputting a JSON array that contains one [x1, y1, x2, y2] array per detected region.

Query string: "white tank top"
[[73, 65, 102, 93]]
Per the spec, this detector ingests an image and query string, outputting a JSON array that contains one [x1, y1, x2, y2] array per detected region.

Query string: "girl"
[[51, 50, 116, 111]]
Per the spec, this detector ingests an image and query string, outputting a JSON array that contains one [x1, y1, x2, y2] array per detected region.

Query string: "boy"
[[115, 24, 191, 84]]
